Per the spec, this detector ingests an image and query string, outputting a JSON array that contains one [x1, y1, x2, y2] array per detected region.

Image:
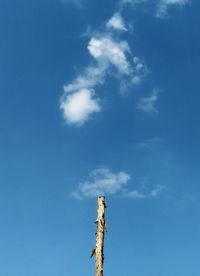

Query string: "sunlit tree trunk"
[[91, 196, 107, 276]]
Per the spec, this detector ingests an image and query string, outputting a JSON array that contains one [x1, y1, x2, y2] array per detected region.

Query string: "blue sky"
[[0, 0, 200, 275]]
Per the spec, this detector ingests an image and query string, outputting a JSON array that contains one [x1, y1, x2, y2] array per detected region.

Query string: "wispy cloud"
[[72, 167, 165, 200], [135, 137, 164, 152], [106, 12, 127, 32], [174, 193, 197, 211], [132, 56, 148, 85], [137, 88, 160, 114], [61, 0, 83, 7], [119, 0, 190, 18], [126, 185, 165, 199], [60, 13, 148, 126], [157, 0, 190, 18], [72, 167, 131, 199], [120, 0, 147, 6]]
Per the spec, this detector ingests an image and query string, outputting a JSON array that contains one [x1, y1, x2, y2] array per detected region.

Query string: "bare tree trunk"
[[91, 196, 106, 276]]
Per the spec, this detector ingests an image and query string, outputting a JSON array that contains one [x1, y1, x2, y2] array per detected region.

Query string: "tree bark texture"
[[95, 196, 106, 276]]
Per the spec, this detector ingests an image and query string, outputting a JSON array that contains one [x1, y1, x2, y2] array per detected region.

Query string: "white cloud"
[[157, 0, 190, 17], [60, 89, 101, 125], [119, 0, 190, 18], [126, 185, 165, 199], [88, 37, 131, 74], [120, 0, 147, 5], [72, 167, 131, 198], [135, 137, 164, 152], [137, 88, 160, 114], [63, 65, 106, 94], [60, 13, 148, 126], [106, 13, 127, 32], [132, 56, 149, 85], [72, 167, 166, 200], [61, 0, 83, 6], [61, 62, 106, 126]]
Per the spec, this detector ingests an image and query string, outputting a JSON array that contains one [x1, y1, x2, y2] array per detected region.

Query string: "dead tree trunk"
[[91, 196, 106, 276]]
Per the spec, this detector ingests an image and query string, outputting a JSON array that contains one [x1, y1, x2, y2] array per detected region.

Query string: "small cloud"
[[137, 88, 160, 114], [156, 0, 190, 18], [135, 137, 164, 152], [126, 190, 147, 199], [132, 56, 149, 85], [119, 0, 190, 18], [88, 36, 131, 74], [61, 64, 106, 125], [72, 167, 166, 200], [126, 185, 165, 199], [60, 89, 101, 125], [61, 0, 83, 7], [63, 65, 106, 94], [119, 0, 147, 6], [72, 167, 131, 199], [106, 13, 127, 32], [150, 185, 165, 196]]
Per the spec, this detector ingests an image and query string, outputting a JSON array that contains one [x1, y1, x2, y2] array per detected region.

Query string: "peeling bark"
[[92, 196, 106, 276]]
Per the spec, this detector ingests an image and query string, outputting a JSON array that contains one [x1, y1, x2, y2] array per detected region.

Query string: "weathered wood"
[[91, 196, 106, 276]]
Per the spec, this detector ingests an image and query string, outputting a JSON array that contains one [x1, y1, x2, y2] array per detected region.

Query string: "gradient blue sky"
[[0, 0, 200, 275]]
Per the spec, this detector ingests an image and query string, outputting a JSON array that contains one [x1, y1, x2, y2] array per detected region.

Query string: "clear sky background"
[[0, 0, 200, 275]]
